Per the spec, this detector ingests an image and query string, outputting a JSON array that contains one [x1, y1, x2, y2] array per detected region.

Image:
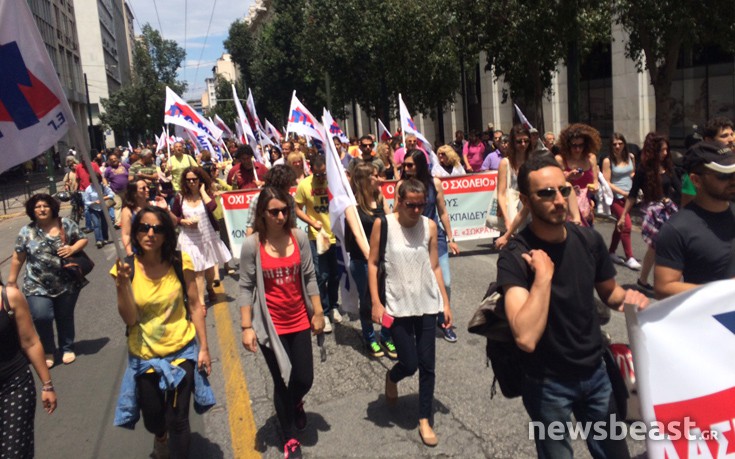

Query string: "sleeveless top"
[[610, 157, 634, 199], [345, 203, 386, 261], [0, 288, 27, 383], [383, 214, 443, 318]]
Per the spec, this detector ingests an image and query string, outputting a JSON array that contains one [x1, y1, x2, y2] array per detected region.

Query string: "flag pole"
[[166, 125, 171, 161]]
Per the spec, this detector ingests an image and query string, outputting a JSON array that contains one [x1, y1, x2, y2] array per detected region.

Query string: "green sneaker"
[[382, 340, 398, 359], [368, 341, 384, 358]]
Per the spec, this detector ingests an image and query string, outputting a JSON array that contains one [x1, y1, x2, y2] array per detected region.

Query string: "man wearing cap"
[[128, 149, 159, 199], [226, 145, 267, 190], [654, 141, 735, 299]]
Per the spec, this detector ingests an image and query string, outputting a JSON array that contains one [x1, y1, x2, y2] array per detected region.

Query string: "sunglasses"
[[515, 139, 530, 145], [403, 163, 415, 169], [404, 201, 426, 210], [137, 223, 164, 234], [313, 173, 326, 178], [534, 186, 573, 199], [360, 143, 373, 148], [185, 177, 199, 183], [570, 143, 585, 149], [267, 207, 289, 217]]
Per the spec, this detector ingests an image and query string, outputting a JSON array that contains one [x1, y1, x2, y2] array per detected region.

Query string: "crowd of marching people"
[[2, 114, 735, 459]]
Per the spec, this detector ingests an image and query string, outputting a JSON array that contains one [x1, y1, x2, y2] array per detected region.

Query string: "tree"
[[303, 0, 464, 127], [477, 0, 611, 130], [99, 24, 186, 143], [614, 1, 735, 135], [224, 20, 254, 86], [204, 77, 245, 133]]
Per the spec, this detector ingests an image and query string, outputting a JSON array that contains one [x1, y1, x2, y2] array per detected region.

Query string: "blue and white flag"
[[0, 0, 76, 172]]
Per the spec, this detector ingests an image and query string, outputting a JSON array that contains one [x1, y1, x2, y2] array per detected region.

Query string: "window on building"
[[579, 43, 613, 143]]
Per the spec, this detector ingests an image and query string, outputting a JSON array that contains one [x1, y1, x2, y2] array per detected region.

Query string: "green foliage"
[[224, 20, 254, 85], [204, 77, 246, 132], [100, 24, 186, 142], [615, 0, 735, 132], [477, 0, 611, 127]]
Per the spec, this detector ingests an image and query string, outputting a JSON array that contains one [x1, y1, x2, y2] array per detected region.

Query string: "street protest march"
[[221, 172, 500, 259], [626, 280, 735, 459]]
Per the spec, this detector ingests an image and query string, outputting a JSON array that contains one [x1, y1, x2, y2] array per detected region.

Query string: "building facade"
[[26, 0, 88, 153], [74, 0, 134, 149], [200, 54, 240, 111]]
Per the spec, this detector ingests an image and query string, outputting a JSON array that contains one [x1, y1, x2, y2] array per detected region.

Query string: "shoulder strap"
[[379, 215, 388, 260], [1, 285, 8, 316], [58, 218, 68, 245]]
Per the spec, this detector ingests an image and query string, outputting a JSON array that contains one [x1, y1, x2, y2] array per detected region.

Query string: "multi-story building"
[[201, 54, 240, 111], [74, 0, 134, 149], [26, 0, 88, 153]]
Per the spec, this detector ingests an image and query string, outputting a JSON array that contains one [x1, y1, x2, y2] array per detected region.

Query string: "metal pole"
[[459, 53, 469, 133], [84, 73, 96, 151], [45, 149, 56, 194]]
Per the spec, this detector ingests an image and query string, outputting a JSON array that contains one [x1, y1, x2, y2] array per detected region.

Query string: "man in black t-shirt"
[[497, 155, 648, 459], [655, 141, 735, 298]]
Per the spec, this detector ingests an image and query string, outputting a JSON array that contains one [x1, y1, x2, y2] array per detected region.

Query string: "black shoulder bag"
[[58, 218, 94, 285]]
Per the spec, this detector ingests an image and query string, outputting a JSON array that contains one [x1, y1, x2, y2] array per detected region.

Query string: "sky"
[[127, 0, 253, 100]]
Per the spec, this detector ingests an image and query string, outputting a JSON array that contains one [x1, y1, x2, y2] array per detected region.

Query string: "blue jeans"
[[436, 252, 451, 327], [349, 259, 390, 344], [389, 314, 437, 420], [522, 362, 630, 459], [308, 240, 340, 316], [27, 290, 80, 354], [88, 208, 109, 243]]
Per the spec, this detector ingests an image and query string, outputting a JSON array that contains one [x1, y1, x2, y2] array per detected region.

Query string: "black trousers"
[[260, 328, 314, 440], [136, 360, 194, 458]]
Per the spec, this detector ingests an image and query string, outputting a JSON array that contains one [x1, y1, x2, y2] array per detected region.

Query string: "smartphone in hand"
[[381, 312, 394, 328]]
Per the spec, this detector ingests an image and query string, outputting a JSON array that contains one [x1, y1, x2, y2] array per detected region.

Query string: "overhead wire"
[[192, 0, 218, 87], [183, 0, 188, 83], [151, 0, 166, 38]]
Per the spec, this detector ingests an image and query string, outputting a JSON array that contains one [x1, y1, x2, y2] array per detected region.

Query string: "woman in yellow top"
[[111, 206, 214, 459]]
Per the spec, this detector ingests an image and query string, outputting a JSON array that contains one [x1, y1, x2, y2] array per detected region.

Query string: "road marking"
[[212, 285, 260, 459]]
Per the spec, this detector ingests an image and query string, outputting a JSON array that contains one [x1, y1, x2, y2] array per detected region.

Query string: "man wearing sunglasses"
[[295, 155, 342, 333], [496, 154, 648, 458], [349, 135, 385, 177], [655, 142, 735, 299]]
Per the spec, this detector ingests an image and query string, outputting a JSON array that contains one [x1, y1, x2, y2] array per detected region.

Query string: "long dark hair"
[[401, 149, 433, 193], [640, 132, 673, 202], [130, 206, 178, 262], [252, 187, 295, 242], [508, 124, 531, 170], [609, 132, 630, 164]]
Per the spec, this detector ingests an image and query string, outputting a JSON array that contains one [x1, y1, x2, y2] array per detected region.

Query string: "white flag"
[[155, 127, 167, 152], [211, 115, 233, 139], [0, 0, 76, 173], [232, 84, 257, 148], [399, 94, 442, 175], [287, 92, 324, 142], [378, 119, 392, 143], [265, 119, 283, 143], [323, 108, 361, 313], [164, 87, 223, 141], [514, 103, 534, 131], [245, 88, 263, 132], [626, 280, 735, 459]]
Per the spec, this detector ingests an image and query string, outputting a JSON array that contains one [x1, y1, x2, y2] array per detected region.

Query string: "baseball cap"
[[683, 141, 735, 173]]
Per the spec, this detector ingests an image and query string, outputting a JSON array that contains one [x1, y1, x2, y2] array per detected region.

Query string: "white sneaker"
[[331, 309, 343, 324], [625, 257, 642, 271], [323, 316, 333, 334], [609, 253, 624, 265]]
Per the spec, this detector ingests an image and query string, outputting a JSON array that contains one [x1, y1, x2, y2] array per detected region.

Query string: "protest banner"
[[625, 279, 735, 459], [222, 171, 500, 257]]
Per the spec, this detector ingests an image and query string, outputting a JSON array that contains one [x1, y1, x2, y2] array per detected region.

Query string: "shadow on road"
[[74, 336, 110, 356], [365, 394, 450, 431], [191, 432, 226, 458], [255, 412, 331, 451]]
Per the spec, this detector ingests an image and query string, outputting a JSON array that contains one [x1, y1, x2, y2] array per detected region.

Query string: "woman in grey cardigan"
[[239, 187, 325, 459]]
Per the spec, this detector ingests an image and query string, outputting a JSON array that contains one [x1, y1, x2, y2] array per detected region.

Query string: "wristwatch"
[[449, 238, 456, 243]]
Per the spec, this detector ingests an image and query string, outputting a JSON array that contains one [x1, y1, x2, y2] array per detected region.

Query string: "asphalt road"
[[0, 210, 654, 459]]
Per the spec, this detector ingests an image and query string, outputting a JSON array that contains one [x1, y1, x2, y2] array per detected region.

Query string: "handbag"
[[485, 160, 517, 232], [58, 218, 94, 284]]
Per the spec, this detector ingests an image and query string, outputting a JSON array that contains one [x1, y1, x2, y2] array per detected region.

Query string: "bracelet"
[[42, 379, 52, 385], [241, 326, 253, 330], [42, 384, 55, 392]]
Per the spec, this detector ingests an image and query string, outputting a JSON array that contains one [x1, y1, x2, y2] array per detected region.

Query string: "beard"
[[529, 199, 568, 225]]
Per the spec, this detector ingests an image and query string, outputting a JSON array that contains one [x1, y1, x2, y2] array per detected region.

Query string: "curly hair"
[[263, 164, 297, 191], [557, 123, 602, 160], [437, 145, 461, 167], [640, 132, 673, 203], [25, 193, 60, 221], [178, 166, 212, 198]]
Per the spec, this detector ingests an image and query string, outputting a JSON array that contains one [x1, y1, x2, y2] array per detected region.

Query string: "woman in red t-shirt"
[[239, 187, 324, 459]]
